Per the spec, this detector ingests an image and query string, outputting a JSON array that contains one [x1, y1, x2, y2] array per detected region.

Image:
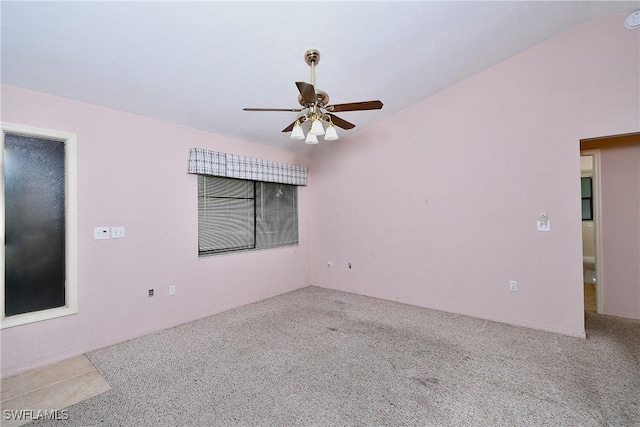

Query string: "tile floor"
[[1, 355, 110, 427]]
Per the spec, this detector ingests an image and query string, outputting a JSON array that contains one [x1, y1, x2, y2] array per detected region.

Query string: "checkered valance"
[[187, 148, 307, 186]]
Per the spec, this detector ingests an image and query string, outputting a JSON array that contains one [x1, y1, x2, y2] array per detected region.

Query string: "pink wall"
[[600, 145, 640, 318], [309, 15, 639, 337], [1, 85, 311, 376]]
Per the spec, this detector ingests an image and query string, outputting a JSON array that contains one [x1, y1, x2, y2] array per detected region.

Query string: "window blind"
[[256, 182, 298, 248], [198, 176, 255, 254], [197, 176, 298, 255]]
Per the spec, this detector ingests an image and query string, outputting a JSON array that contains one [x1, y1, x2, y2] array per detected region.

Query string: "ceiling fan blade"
[[282, 121, 297, 132], [327, 113, 356, 130], [296, 81, 316, 105], [282, 116, 309, 132], [326, 100, 383, 112], [243, 108, 302, 112]]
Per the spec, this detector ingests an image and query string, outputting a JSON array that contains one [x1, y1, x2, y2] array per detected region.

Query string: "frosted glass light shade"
[[324, 124, 339, 140], [290, 122, 305, 140], [305, 133, 319, 144], [309, 119, 325, 135]]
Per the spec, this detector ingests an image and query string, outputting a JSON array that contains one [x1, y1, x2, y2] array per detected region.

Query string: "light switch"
[[111, 226, 125, 238], [94, 227, 110, 240], [537, 221, 551, 231]]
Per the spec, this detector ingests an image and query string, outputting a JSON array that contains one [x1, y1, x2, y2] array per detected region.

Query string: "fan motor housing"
[[298, 90, 329, 108], [304, 49, 320, 66]]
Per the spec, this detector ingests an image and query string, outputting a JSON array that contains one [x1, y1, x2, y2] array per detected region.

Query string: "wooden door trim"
[[580, 132, 640, 151]]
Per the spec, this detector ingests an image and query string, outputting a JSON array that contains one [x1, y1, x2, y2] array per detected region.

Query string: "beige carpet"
[[25, 286, 640, 426]]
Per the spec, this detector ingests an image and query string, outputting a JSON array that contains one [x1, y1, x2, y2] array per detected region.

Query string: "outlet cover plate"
[[537, 220, 551, 232], [111, 226, 125, 238], [94, 227, 110, 240]]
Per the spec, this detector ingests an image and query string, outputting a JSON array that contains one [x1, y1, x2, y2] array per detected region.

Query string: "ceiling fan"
[[243, 49, 383, 144]]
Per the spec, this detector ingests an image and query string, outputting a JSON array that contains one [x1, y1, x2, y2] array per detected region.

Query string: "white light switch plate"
[[94, 227, 110, 240], [537, 220, 551, 232], [111, 226, 125, 238]]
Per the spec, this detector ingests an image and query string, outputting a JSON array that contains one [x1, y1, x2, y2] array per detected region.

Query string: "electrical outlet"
[[148, 289, 154, 297], [509, 281, 518, 292], [169, 285, 176, 295], [94, 227, 110, 240]]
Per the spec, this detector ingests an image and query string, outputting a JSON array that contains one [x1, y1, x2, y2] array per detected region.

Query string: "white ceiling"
[[2, 1, 638, 153]]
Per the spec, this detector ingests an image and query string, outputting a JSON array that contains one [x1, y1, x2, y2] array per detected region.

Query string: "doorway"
[[579, 131, 640, 318], [580, 153, 597, 312]]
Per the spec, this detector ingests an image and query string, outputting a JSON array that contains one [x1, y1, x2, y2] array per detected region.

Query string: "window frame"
[[581, 176, 593, 221], [1, 122, 79, 329], [197, 176, 299, 257]]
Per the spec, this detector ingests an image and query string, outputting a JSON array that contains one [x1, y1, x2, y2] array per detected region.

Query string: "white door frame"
[[581, 149, 604, 314]]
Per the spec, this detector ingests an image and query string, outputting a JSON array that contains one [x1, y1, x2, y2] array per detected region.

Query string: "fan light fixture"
[[290, 121, 305, 139], [293, 112, 337, 141], [324, 123, 339, 141], [291, 116, 338, 141], [309, 119, 325, 136], [305, 132, 319, 145]]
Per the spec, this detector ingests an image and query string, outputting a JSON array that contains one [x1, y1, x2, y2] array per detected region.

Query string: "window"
[[581, 177, 593, 221], [198, 176, 298, 255], [1, 123, 78, 329]]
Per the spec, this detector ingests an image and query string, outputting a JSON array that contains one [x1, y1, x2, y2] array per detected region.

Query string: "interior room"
[[1, 2, 639, 426]]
